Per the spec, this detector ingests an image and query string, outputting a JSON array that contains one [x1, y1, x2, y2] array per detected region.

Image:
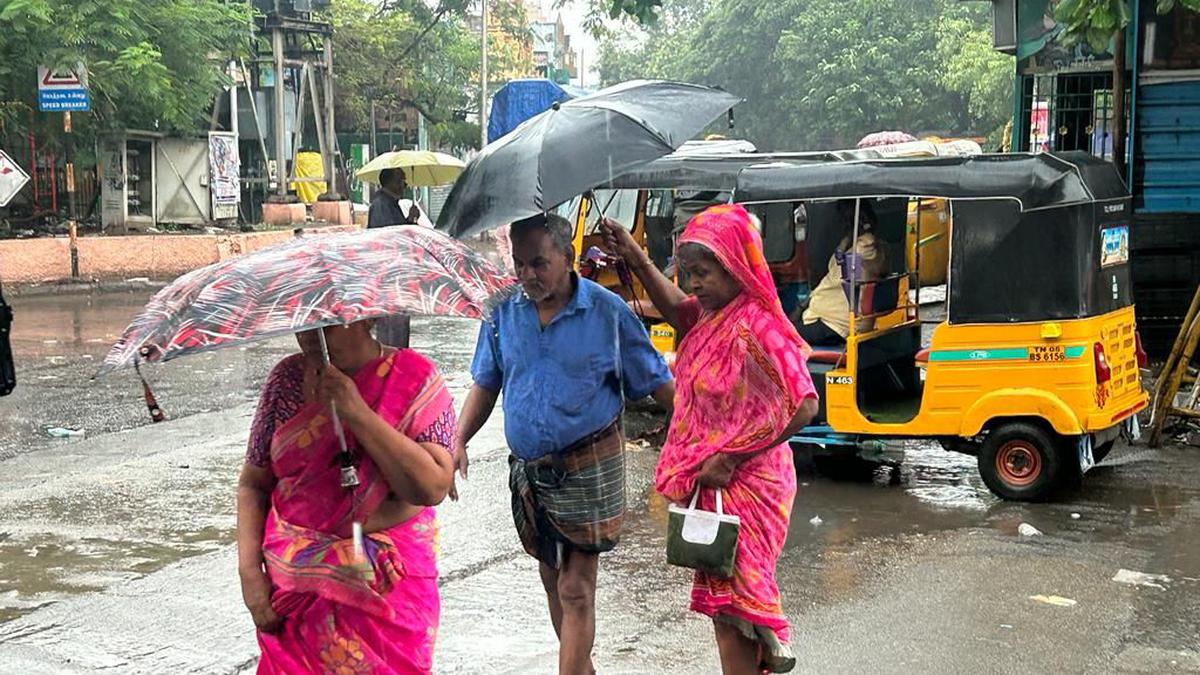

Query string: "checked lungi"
[[509, 418, 626, 569]]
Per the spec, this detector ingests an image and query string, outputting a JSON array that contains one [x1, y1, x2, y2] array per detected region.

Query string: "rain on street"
[[0, 290, 1198, 674]]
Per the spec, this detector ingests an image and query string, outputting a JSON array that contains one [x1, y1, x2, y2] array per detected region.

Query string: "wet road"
[[0, 292, 1198, 673]]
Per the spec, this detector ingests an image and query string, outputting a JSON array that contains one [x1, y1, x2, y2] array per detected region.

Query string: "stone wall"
[[0, 227, 361, 285]]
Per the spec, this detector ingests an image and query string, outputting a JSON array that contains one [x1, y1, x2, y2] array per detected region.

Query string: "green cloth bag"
[[666, 487, 740, 578]]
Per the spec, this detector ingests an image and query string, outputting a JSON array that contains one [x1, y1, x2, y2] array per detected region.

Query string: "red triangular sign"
[[42, 69, 82, 86]]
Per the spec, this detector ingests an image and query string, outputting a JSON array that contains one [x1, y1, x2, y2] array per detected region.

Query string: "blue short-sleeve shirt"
[[470, 277, 672, 460]]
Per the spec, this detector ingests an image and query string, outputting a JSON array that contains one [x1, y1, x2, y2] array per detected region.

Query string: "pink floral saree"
[[253, 349, 455, 675]]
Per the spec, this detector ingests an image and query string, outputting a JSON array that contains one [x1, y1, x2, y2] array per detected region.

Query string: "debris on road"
[[1029, 594, 1077, 607], [1018, 523, 1043, 537], [809, 515, 823, 526], [1071, 513, 1081, 520], [1112, 568, 1171, 590], [45, 426, 85, 438]]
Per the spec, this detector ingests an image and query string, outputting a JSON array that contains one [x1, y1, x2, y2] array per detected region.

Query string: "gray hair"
[[510, 212, 575, 256]]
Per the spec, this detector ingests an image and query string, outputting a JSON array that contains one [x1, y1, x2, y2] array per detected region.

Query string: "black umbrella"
[[436, 80, 741, 239]]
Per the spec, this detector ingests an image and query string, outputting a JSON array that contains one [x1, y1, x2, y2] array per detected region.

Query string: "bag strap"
[[687, 486, 724, 515]]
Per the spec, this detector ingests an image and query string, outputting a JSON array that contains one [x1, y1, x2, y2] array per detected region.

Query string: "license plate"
[[1029, 345, 1066, 362]]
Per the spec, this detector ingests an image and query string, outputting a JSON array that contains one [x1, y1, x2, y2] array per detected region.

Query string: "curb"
[[8, 278, 168, 298]]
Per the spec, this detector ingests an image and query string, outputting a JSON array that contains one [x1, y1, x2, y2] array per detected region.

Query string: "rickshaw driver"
[[791, 200, 887, 346]]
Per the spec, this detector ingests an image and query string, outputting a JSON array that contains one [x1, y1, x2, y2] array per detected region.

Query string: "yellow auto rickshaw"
[[737, 151, 1147, 501]]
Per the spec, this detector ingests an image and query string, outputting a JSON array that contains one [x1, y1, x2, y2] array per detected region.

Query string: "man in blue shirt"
[[453, 212, 673, 675]]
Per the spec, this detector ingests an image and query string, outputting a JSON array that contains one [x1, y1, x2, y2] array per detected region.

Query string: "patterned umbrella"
[[98, 225, 516, 374]]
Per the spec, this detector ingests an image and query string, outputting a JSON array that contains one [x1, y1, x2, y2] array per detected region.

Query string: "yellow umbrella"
[[356, 150, 466, 187]]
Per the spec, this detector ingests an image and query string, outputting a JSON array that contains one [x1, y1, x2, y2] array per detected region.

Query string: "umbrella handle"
[[317, 328, 360, 489]]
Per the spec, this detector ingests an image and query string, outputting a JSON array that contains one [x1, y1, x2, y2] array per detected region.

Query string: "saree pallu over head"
[[257, 348, 454, 675], [656, 204, 816, 502]]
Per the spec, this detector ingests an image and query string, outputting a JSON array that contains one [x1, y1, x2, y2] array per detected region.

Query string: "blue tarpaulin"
[[487, 79, 591, 144]]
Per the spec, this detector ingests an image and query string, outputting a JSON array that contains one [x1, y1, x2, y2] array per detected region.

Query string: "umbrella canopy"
[[356, 150, 466, 187], [436, 80, 741, 239], [99, 226, 516, 374], [857, 131, 917, 148]]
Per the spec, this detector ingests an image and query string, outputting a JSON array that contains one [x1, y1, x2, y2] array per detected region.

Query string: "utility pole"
[[272, 25, 288, 198], [368, 96, 377, 203], [479, 0, 488, 149], [322, 33, 339, 198]]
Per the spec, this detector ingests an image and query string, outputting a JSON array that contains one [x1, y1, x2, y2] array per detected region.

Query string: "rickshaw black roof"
[[733, 152, 1128, 211], [600, 151, 845, 191]]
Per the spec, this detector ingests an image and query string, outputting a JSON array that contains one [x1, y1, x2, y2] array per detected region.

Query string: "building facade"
[[983, 0, 1200, 352]]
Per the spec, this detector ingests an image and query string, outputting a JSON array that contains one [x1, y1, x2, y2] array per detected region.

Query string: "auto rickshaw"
[[735, 152, 1148, 501]]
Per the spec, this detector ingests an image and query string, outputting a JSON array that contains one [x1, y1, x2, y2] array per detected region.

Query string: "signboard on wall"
[[348, 144, 369, 205], [208, 132, 240, 220], [1017, 0, 1121, 73]]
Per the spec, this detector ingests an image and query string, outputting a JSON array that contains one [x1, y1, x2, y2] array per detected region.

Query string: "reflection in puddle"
[[896, 441, 994, 511]]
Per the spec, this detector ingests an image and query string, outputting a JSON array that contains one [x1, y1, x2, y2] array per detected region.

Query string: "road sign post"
[[64, 111, 79, 278], [38, 66, 87, 277]]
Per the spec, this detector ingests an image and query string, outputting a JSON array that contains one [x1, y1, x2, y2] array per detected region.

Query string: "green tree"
[[329, 0, 477, 149], [1053, 0, 1200, 176], [596, 0, 1009, 150], [329, 0, 535, 151], [0, 0, 252, 141], [937, 10, 1016, 144]]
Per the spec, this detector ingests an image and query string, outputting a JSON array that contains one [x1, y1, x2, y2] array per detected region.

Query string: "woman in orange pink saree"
[[602, 205, 818, 674], [236, 320, 456, 674]]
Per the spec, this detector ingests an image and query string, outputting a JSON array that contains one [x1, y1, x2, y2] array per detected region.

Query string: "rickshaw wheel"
[[996, 442, 1041, 486], [978, 422, 1066, 502]]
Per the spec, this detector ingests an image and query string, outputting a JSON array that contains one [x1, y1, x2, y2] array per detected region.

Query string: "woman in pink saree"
[[602, 205, 817, 674], [236, 320, 456, 674]]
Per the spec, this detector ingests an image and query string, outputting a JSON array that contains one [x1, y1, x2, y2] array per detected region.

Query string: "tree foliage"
[[596, 0, 1014, 151], [0, 0, 252, 141], [329, 0, 533, 151], [1054, 0, 1200, 51]]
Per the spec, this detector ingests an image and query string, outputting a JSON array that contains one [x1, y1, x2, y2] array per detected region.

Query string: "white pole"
[[480, 0, 489, 149], [228, 60, 239, 138]]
